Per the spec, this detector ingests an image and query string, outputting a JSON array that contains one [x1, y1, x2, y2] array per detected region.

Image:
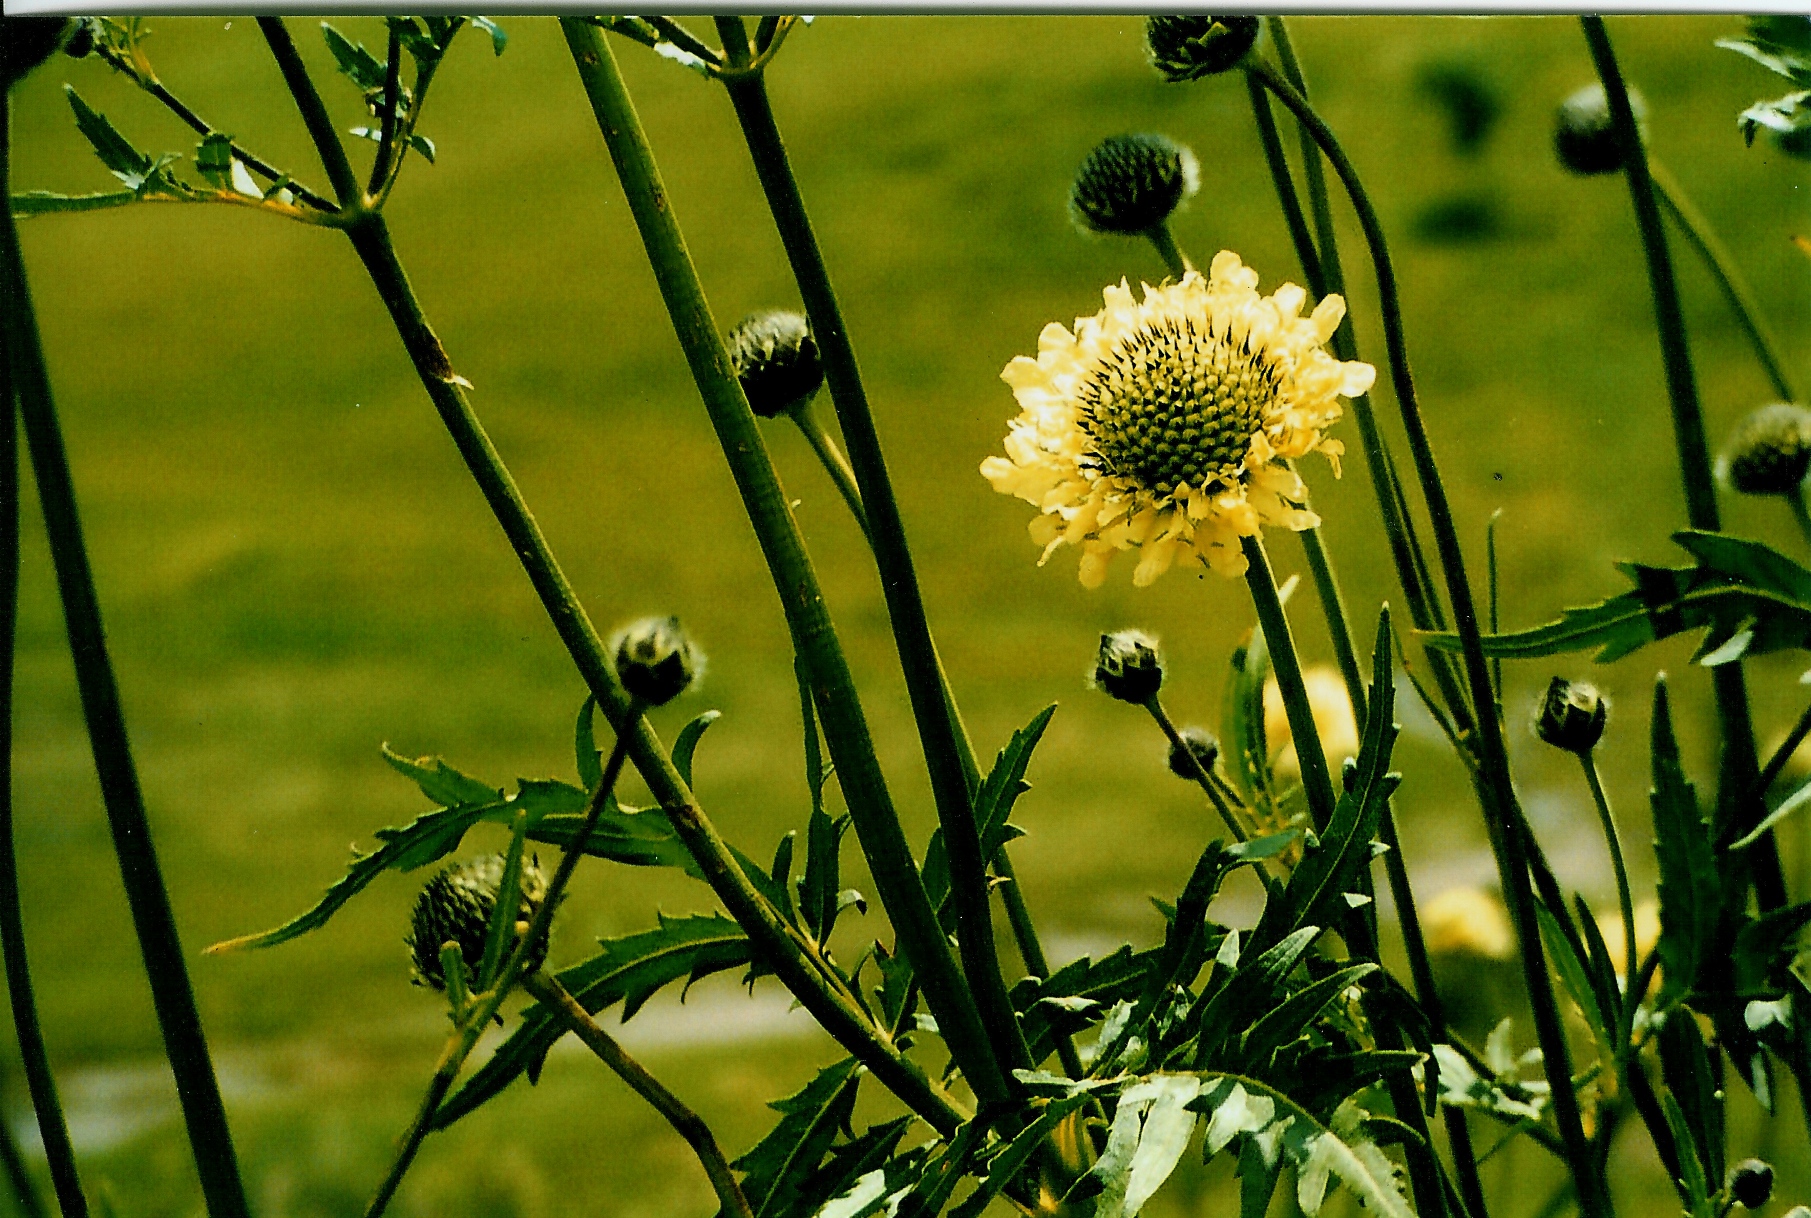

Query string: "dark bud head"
[[1554, 82, 1646, 176], [406, 854, 551, 990], [727, 310, 823, 419], [62, 18, 95, 60], [612, 615, 702, 706], [1092, 629, 1165, 704], [1167, 725, 1219, 778], [1536, 677, 1607, 754], [1729, 1159, 1773, 1210], [1145, 16, 1261, 82], [1721, 402, 1811, 496], [0, 17, 73, 89], [1071, 133, 1199, 237]]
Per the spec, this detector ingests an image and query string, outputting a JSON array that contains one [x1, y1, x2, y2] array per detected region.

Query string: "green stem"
[[1144, 698, 1249, 844], [560, 18, 1013, 1113], [0, 1087, 43, 1218], [524, 973, 753, 1218], [1249, 59, 1612, 1218], [0, 89, 250, 1218], [1650, 160, 1798, 404], [1144, 222, 1190, 279], [1581, 17, 1783, 914], [0, 253, 79, 1218], [1790, 487, 1811, 552], [1757, 699, 1811, 797], [258, 30, 962, 1137], [1244, 72, 1323, 291], [1239, 534, 1337, 830], [257, 19, 362, 211], [788, 402, 872, 541], [1579, 752, 1637, 1046], [369, 24, 403, 200], [711, 16, 1031, 1086]]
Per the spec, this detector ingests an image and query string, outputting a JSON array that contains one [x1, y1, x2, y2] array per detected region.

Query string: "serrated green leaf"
[[921, 704, 1055, 925], [1012, 945, 1162, 1065], [1195, 927, 1322, 1070], [1537, 901, 1607, 1047], [1718, 16, 1811, 85], [795, 1118, 913, 1218], [1428, 530, 1811, 664], [735, 1060, 861, 1218], [1650, 680, 1723, 1003], [434, 911, 750, 1127], [1241, 964, 1377, 1067], [194, 132, 233, 189], [949, 1093, 1090, 1218], [1224, 623, 1276, 808], [321, 23, 387, 93], [1660, 1091, 1715, 1218], [674, 709, 720, 788], [407, 133, 436, 164], [65, 87, 152, 185], [1659, 1008, 1725, 1187], [1739, 91, 1811, 156], [575, 696, 603, 791], [383, 744, 499, 806], [1086, 1075, 1203, 1218], [1572, 893, 1624, 1047]]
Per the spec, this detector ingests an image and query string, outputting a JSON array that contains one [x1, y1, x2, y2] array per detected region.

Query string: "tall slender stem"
[[789, 403, 872, 541], [711, 17, 1031, 1085], [0, 89, 249, 1218], [1650, 160, 1798, 404], [0, 179, 66, 1218], [0, 1085, 43, 1218], [369, 25, 403, 200], [524, 972, 753, 1218], [1244, 73, 1323, 291], [1579, 753, 1637, 1037], [1249, 59, 1612, 1218], [1581, 16, 1783, 913], [258, 19, 361, 211], [560, 19, 1013, 1112], [1145, 222, 1190, 279], [259, 34, 963, 1136], [1145, 698, 1249, 844], [1239, 535, 1337, 830]]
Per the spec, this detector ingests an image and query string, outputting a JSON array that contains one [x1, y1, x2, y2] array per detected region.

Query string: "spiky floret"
[[406, 854, 551, 990], [982, 251, 1374, 586], [1145, 16, 1261, 82], [1070, 133, 1199, 237]]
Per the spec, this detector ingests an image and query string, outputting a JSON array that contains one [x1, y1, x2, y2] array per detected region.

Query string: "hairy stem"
[[1582, 16, 1783, 913], [525, 972, 753, 1218], [1250, 58, 1612, 1218], [560, 18, 1010, 1113]]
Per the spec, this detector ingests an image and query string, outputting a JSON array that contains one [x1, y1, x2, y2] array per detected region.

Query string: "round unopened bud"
[[1, 18, 73, 89], [61, 18, 95, 60], [1729, 1159, 1773, 1210], [406, 854, 551, 990], [612, 615, 701, 706], [1070, 134, 1199, 238], [1554, 83, 1646, 176], [1092, 630, 1165, 704], [727, 310, 823, 420], [1720, 402, 1811, 496], [1145, 16, 1261, 82], [1536, 677, 1607, 754], [1167, 725, 1219, 778]]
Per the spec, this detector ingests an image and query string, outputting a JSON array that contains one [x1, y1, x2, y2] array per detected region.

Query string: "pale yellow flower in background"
[[1263, 664, 1359, 778], [981, 251, 1374, 587], [1422, 887, 1515, 961], [1600, 898, 1661, 985]]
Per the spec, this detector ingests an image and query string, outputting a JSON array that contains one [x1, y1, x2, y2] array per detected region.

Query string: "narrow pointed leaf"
[[1650, 680, 1722, 1002], [736, 1060, 862, 1218]]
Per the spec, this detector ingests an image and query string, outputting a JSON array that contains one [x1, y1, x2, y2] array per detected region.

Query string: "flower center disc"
[[1077, 316, 1279, 498]]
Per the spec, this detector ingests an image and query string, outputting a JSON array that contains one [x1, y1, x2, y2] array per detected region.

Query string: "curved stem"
[[1249, 58, 1612, 1218], [1580, 753, 1637, 1037], [788, 402, 872, 541], [710, 17, 1032, 1090], [1144, 222, 1190, 279], [258, 19, 361, 211], [1244, 72, 1323, 291], [369, 25, 402, 200], [1757, 699, 1811, 797], [1145, 697, 1249, 844], [1650, 160, 1797, 404], [1790, 487, 1811, 552], [524, 973, 753, 1218], [1581, 17, 1783, 913], [0, 89, 249, 1218], [0, 117, 74, 1214], [561, 18, 1012, 1114]]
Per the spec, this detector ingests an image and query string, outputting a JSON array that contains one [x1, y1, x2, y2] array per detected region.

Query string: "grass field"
[[5, 14, 1811, 1215]]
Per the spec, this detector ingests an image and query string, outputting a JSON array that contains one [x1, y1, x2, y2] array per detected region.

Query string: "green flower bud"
[[1536, 677, 1607, 754], [1167, 725, 1219, 779], [1145, 16, 1261, 82], [1092, 630, 1165, 704], [1070, 133, 1199, 238], [406, 854, 551, 990], [1554, 82, 1646, 176], [1720, 402, 1811, 496], [1729, 1159, 1773, 1210], [612, 615, 702, 706], [727, 310, 823, 419], [1, 18, 74, 89]]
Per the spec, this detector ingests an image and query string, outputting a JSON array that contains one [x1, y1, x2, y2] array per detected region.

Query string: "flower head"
[[1535, 676, 1607, 754], [1729, 1159, 1774, 1211], [1720, 402, 1811, 496], [1422, 887, 1514, 961], [1070, 134, 1199, 238], [1091, 630, 1165, 704], [406, 854, 552, 990], [727, 310, 823, 419], [1145, 16, 1261, 82], [1263, 664, 1359, 778], [1167, 725, 1220, 779], [983, 254, 1371, 586], [612, 616, 703, 706], [1554, 82, 1645, 176]]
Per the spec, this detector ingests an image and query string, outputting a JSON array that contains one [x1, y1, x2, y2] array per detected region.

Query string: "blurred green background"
[[4, 13, 1810, 1216]]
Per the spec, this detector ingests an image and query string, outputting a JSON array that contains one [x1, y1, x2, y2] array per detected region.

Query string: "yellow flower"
[[1422, 887, 1516, 961], [1600, 898, 1661, 989], [981, 251, 1374, 587], [1263, 665, 1359, 778]]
